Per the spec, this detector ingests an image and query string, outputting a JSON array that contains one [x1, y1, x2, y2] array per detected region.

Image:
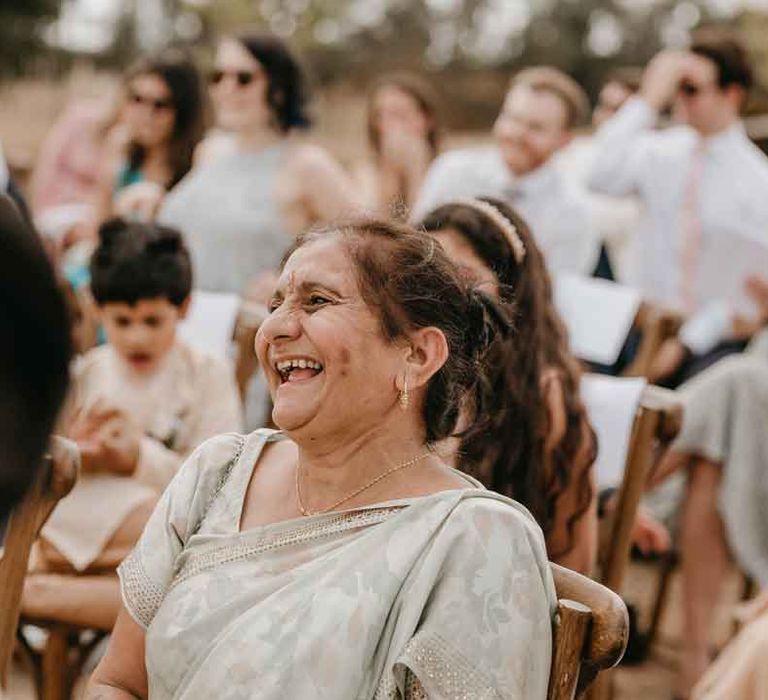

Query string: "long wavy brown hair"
[[125, 52, 206, 189], [419, 197, 596, 559]]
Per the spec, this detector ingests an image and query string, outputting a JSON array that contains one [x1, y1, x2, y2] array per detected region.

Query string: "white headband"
[[453, 198, 526, 264]]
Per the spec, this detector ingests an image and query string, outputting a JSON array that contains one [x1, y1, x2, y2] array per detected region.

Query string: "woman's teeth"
[[276, 359, 323, 371], [275, 358, 324, 381]]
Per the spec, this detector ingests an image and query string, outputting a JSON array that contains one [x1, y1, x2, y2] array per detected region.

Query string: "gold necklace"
[[295, 450, 432, 517]]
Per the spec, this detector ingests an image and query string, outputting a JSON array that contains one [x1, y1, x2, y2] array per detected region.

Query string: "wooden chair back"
[[599, 386, 683, 594], [623, 303, 683, 379], [548, 563, 629, 700], [0, 439, 78, 688]]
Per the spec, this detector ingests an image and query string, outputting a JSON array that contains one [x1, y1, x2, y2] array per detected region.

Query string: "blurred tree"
[[0, 0, 60, 76]]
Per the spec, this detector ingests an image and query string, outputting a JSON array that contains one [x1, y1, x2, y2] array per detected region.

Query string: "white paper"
[[695, 230, 768, 318], [580, 374, 647, 488], [178, 291, 240, 360], [554, 274, 642, 366]]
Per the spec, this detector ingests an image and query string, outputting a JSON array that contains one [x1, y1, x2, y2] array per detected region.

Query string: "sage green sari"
[[119, 430, 556, 699]]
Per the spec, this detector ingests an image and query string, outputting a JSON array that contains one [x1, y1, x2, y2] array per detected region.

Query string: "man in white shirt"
[[556, 70, 642, 282], [411, 67, 600, 276], [590, 33, 768, 384]]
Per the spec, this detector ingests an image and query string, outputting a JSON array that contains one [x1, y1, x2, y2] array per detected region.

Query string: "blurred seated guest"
[[0, 194, 71, 520], [648, 281, 768, 695], [32, 219, 242, 581], [355, 72, 440, 217], [159, 32, 359, 299], [692, 588, 768, 699], [0, 139, 31, 220], [86, 219, 555, 699], [92, 52, 206, 226], [555, 69, 642, 282], [590, 32, 768, 386], [412, 67, 599, 277], [30, 94, 123, 247], [420, 198, 597, 574]]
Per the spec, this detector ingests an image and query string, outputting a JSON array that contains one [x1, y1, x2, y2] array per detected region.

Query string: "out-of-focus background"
[[3, 2, 768, 698], [4, 0, 768, 177]]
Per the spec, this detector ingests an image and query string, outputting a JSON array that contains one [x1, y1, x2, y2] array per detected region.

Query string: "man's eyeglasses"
[[129, 92, 174, 111], [208, 69, 258, 87]]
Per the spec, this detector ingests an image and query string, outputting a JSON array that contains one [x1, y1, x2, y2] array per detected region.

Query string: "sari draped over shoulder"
[[118, 430, 556, 699]]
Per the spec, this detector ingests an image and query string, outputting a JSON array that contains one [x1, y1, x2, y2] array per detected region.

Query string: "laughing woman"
[[86, 219, 555, 699]]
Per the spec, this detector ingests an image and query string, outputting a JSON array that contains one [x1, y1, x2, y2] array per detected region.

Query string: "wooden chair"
[[60, 281, 99, 356], [0, 439, 78, 690], [623, 303, 684, 380], [599, 385, 683, 594], [548, 563, 629, 700], [578, 386, 682, 700]]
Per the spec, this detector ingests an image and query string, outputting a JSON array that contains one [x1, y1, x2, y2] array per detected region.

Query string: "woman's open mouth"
[[275, 357, 324, 384]]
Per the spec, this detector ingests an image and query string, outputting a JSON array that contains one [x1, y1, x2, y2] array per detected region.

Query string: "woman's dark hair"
[[420, 198, 595, 559], [90, 218, 192, 307], [0, 195, 71, 519], [367, 72, 441, 159], [126, 51, 206, 188], [237, 32, 311, 132], [283, 218, 509, 443]]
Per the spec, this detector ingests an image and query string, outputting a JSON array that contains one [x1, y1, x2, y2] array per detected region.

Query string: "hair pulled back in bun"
[[284, 218, 510, 443]]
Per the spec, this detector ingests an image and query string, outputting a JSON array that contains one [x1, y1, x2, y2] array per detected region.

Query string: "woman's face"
[[210, 39, 272, 133], [430, 228, 499, 299], [373, 85, 431, 139], [256, 236, 406, 437], [124, 73, 176, 148]]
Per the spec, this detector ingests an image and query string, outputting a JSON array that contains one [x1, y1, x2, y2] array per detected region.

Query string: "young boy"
[[39, 218, 243, 574]]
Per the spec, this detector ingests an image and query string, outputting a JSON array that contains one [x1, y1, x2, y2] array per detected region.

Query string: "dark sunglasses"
[[129, 92, 174, 111], [679, 80, 704, 98], [208, 69, 258, 87]]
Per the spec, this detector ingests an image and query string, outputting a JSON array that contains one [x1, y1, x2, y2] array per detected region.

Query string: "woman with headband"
[[420, 197, 598, 574]]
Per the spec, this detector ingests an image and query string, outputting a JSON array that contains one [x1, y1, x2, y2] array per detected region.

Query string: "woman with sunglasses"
[[93, 52, 205, 225], [158, 32, 359, 300]]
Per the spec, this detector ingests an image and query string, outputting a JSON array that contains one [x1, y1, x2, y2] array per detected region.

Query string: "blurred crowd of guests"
[[4, 26, 768, 699]]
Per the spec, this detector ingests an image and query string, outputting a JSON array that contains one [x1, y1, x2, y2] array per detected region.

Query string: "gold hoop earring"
[[399, 377, 409, 410]]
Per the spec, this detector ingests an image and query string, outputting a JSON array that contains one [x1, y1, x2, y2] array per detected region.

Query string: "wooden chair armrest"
[[551, 564, 629, 673], [640, 386, 684, 444], [0, 439, 78, 686], [624, 304, 685, 379]]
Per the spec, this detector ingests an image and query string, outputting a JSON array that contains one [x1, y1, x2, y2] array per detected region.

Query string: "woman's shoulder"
[[173, 430, 281, 517], [188, 429, 281, 476], [284, 140, 342, 177], [439, 492, 555, 597], [447, 490, 548, 547]]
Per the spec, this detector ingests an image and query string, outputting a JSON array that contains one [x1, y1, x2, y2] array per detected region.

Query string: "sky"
[[50, 0, 768, 57]]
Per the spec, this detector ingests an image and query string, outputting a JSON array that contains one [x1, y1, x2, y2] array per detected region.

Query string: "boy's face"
[[99, 297, 185, 373]]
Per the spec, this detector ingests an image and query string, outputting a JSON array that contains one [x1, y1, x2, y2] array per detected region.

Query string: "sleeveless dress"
[[158, 144, 290, 295]]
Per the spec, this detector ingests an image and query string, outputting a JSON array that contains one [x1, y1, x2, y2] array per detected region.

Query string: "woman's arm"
[[542, 370, 599, 575], [550, 466, 598, 576], [294, 144, 362, 223], [85, 607, 148, 699]]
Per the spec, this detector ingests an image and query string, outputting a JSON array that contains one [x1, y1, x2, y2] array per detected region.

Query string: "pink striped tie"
[[680, 140, 706, 313]]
